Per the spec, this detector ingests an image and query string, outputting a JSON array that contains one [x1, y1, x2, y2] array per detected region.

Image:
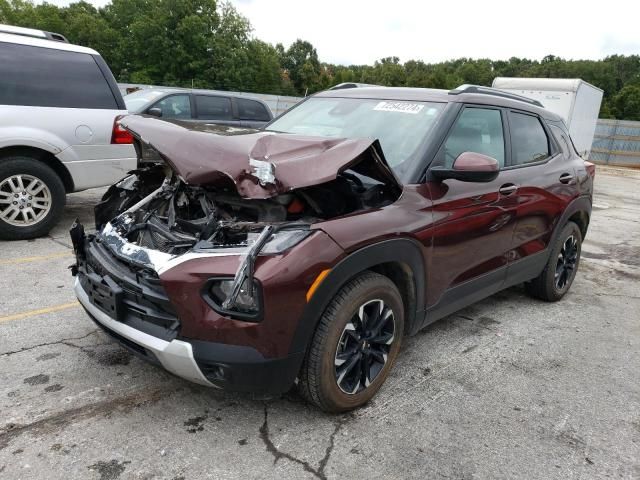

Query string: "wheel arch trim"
[[288, 237, 427, 355], [0, 129, 66, 155], [551, 195, 591, 245], [0, 145, 75, 192]]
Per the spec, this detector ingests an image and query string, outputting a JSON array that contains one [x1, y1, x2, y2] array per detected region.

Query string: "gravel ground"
[[0, 166, 638, 480]]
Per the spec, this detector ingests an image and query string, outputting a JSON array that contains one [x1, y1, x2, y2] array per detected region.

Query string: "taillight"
[[584, 160, 596, 178], [111, 115, 134, 144]]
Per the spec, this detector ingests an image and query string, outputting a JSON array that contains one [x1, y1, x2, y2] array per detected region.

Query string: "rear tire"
[[525, 221, 582, 302], [0, 157, 66, 240], [298, 271, 404, 412]]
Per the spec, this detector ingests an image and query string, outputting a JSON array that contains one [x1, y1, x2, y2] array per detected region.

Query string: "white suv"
[[0, 24, 136, 240]]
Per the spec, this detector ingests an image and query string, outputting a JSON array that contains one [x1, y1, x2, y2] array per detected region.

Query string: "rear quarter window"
[[236, 98, 271, 122], [509, 112, 550, 165], [0, 42, 118, 109], [550, 125, 572, 160]]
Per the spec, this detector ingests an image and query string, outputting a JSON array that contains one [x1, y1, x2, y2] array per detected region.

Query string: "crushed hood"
[[119, 115, 401, 199]]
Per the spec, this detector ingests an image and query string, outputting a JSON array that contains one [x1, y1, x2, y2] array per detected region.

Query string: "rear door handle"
[[559, 173, 574, 184], [499, 184, 518, 195]]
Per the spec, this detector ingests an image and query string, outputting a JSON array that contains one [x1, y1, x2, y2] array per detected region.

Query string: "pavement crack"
[[259, 403, 342, 480], [317, 416, 346, 478], [61, 338, 110, 355], [0, 386, 174, 451], [0, 330, 100, 357]]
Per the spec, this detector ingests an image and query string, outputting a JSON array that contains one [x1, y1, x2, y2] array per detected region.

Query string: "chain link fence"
[[590, 119, 640, 167]]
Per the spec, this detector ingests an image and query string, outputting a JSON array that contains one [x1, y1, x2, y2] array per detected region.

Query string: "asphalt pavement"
[[1, 166, 638, 480]]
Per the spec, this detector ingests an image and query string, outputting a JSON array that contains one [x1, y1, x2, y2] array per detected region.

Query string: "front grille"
[[81, 239, 180, 342], [137, 229, 173, 253]]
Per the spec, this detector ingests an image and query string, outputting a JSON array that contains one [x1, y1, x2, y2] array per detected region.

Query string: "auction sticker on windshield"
[[373, 101, 425, 114]]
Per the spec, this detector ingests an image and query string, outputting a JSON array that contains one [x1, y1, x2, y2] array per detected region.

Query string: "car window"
[[195, 95, 232, 120], [266, 97, 445, 181], [550, 125, 572, 160], [124, 89, 167, 112], [236, 98, 271, 121], [150, 94, 191, 119], [509, 112, 550, 165], [0, 42, 118, 109], [439, 108, 505, 168]]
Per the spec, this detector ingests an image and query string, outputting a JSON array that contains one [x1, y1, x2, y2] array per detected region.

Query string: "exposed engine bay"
[[96, 162, 399, 257]]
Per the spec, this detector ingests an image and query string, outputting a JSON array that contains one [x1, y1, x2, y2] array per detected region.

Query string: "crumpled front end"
[[70, 120, 402, 393], [119, 115, 402, 198]]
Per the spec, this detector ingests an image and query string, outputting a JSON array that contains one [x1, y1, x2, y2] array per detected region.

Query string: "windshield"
[[123, 89, 169, 112], [266, 97, 445, 182]]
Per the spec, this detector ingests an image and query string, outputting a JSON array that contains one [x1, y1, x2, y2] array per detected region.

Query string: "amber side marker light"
[[306, 269, 331, 302]]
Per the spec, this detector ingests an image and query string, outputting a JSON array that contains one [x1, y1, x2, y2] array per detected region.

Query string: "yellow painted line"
[[0, 252, 72, 265], [0, 301, 80, 324]]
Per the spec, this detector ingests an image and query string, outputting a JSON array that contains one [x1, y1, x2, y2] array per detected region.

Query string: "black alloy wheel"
[[555, 235, 579, 290], [334, 299, 396, 395], [298, 271, 404, 412], [525, 221, 582, 302]]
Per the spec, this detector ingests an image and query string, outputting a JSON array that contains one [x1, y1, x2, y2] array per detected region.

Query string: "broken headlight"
[[206, 277, 262, 320], [259, 229, 312, 254], [203, 228, 312, 321]]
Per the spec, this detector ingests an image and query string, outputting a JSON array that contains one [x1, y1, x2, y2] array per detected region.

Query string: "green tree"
[[370, 57, 406, 86], [281, 39, 321, 94], [242, 40, 284, 93], [3, 0, 640, 117], [612, 84, 640, 121], [103, 0, 220, 86]]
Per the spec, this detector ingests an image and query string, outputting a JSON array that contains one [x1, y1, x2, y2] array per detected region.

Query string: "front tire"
[[298, 271, 404, 412], [0, 157, 66, 240], [525, 221, 582, 302]]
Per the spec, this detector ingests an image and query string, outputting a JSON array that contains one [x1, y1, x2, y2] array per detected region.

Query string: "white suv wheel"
[[0, 174, 52, 226]]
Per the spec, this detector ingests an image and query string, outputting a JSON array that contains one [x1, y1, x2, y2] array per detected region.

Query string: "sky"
[[37, 0, 640, 65]]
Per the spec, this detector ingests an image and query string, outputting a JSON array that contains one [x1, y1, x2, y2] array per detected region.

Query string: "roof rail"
[[0, 24, 69, 43], [329, 82, 382, 90], [449, 84, 544, 108]]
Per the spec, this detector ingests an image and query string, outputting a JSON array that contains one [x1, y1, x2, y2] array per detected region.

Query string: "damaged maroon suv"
[[70, 85, 594, 412]]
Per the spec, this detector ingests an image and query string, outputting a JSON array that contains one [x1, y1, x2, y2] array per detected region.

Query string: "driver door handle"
[[499, 184, 518, 195]]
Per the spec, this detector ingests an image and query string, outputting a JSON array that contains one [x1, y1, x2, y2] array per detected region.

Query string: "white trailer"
[[491, 77, 603, 158]]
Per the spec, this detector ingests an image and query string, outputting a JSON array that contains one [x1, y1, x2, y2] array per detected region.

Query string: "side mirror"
[[431, 152, 499, 183], [147, 107, 163, 118]]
